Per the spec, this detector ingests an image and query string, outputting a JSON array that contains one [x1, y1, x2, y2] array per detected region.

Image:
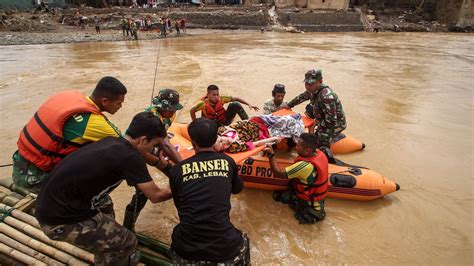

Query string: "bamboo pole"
[[1, 215, 93, 264], [16, 196, 36, 213], [0, 242, 47, 266], [139, 249, 173, 266], [0, 203, 94, 263], [136, 233, 171, 259], [0, 203, 40, 228], [0, 178, 13, 190], [2, 194, 20, 206], [0, 178, 31, 196], [0, 233, 64, 265], [0, 191, 6, 202], [0, 223, 86, 265]]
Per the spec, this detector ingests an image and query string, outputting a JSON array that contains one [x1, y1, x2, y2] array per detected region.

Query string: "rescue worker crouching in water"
[[123, 88, 183, 231], [12, 76, 126, 194], [263, 133, 329, 224], [284, 69, 346, 149], [189, 84, 260, 126], [36, 112, 172, 265]]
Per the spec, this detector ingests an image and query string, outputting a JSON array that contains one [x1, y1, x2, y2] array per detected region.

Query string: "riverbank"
[[1, 5, 460, 46]]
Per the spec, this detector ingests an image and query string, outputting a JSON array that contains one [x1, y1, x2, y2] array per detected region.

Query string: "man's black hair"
[[92, 76, 127, 100], [126, 111, 166, 140], [207, 84, 219, 92], [299, 133, 320, 151], [188, 118, 218, 148]]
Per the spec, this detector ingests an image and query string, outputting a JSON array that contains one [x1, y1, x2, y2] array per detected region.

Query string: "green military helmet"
[[152, 88, 183, 111], [304, 69, 323, 84]]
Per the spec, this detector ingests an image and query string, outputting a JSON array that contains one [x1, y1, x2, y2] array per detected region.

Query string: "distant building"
[[276, 0, 348, 9]]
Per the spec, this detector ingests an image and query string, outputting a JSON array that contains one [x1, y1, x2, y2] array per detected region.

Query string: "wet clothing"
[[275, 151, 329, 224], [263, 98, 288, 115], [291, 151, 329, 204], [40, 211, 139, 266], [287, 84, 346, 147], [285, 162, 324, 211], [193, 96, 248, 126], [36, 137, 152, 225], [169, 151, 246, 262], [170, 233, 250, 265]]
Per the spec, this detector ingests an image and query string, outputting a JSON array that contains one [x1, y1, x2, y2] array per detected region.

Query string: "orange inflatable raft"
[[168, 123, 265, 162], [238, 156, 399, 201], [168, 123, 399, 201]]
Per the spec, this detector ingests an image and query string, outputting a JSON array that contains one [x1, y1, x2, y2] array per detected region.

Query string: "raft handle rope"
[[0, 163, 13, 168], [150, 37, 162, 106], [0, 206, 15, 222]]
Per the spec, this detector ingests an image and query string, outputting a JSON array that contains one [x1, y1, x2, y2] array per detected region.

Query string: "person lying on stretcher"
[[212, 114, 305, 153]]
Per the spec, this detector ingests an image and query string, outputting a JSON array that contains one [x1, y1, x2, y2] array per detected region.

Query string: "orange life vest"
[[292, 150, 329, 204], [202, 97, 226, 124], [17, 91, 102, 172]]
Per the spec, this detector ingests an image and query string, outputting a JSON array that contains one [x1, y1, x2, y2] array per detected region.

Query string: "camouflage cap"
[[304, 69, 322, 84], [152, 88, 183, 111]]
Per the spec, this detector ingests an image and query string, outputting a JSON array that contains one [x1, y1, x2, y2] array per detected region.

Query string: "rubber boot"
[[123, 209, 138, 232]]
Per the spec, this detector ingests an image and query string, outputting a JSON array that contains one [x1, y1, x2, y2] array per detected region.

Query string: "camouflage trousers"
[[170, 233, 250, 265], [273, 191, 326, 224], [304, 105, 345, 148], [11, 151, 48, 193], [40, 211, 139, 266], [315, 126, 345, 149]]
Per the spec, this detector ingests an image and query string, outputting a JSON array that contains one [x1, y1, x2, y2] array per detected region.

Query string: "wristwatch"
[[267, 153, 275, 159]]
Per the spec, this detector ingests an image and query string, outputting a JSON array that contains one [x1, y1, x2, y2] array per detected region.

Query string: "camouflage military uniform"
[[40, 212, 139, 265], [169, 233, 250, 265], [288, 84, 346, 148], [11, 151, 48, 193]]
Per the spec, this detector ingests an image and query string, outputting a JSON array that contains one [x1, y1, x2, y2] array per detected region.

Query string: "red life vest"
[[292, 150, 329, 203], [17, 91, 102, 172], [202, 97, 226, 124]]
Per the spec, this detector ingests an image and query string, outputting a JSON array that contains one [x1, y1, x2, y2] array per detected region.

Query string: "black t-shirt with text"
[[36, 137, 152, 225], [169, 151, 244, 262]]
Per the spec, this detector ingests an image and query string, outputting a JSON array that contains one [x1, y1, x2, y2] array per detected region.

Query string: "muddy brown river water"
[[0, 31, 473, 264]]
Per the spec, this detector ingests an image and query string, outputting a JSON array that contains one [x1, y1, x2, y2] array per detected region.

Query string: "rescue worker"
[[123, 89, 183, 231], [130, 20, 138, 40], [36, 112, 172, 265], [126, 18, 132, 37], [169, 118, 250, 264], [120, 16, 127, 36], [262, 83, 288, 115], [189, 84, 259, 126], [285, 69, 346, 149], [263, 133, 328, 224], [12, 76, 127, 193]]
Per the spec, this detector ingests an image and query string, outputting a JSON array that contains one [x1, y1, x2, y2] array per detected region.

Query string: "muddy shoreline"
[[0, 6, 459, 46]]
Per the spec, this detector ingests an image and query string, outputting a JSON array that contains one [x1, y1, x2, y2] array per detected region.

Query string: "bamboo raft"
[[0, 177, 172, 265]]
